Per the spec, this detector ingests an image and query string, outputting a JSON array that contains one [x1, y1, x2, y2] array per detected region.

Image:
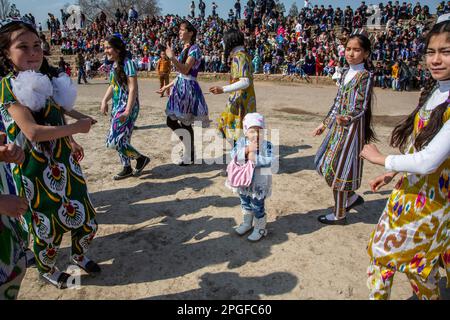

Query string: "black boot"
[[134, 156, 151, 176], [113, 166, 133, 180]]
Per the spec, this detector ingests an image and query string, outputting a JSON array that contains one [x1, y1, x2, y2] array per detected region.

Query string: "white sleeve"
[[385, 120, 450, 175], [222, 78, 250, 93]]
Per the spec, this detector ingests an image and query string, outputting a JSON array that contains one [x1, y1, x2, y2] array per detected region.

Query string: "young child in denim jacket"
[[227, 113, 274, 242]]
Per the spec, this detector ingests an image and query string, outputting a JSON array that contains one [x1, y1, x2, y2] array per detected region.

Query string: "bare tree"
[[0, 0, 11, 20], [78, 0, 160, 21]]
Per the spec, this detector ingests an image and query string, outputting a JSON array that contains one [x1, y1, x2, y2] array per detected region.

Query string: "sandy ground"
[[17, 78, 449, 300]]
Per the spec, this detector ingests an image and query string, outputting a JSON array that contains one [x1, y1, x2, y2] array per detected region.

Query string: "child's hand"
[[209, 86, 224, 95], [0, 195, 29, 218], [312, 124, 326, 137], [70, 141, 85, 162], [100, 100, 109, 116], [75, 118, 93, 134], [0, 143, 25, 165], [369, 172, 396, 192], [248, 140, 259, 153], [336, 115, 350, 126], [360, 144, 386, 166], [156, 86, 167, 95]]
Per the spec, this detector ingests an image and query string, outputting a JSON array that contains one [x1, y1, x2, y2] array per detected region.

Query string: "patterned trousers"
[[367, 260, 444, 300], [333, 191, 356, 219], [31, 217, 98, 274], [106, 111, 142, 167]]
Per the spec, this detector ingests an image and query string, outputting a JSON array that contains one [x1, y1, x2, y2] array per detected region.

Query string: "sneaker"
[[113, 166, 133, 180], [134, 156, 151, 176]]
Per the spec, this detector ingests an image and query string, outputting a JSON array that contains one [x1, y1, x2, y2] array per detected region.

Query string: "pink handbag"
[[227, 157, 255, 188]]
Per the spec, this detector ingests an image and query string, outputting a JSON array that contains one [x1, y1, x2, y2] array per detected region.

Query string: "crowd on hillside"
[[43, 1, 448, 91]]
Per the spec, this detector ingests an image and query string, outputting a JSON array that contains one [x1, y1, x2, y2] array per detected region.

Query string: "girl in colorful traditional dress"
[[0, 19, 100, 289], [0, 130, 28, 300], [101, 35, 150, 180], [157, 20, 209, 166], [210, 28, 257, 146], [361, 15, 450, 300], [228, 113, 274, 242], [313, 29, 376, 225]]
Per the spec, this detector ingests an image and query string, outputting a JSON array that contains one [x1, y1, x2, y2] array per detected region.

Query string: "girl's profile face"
[[345, 38, 369, 66], [6, 29, 43, 72], [179, 24, 193, 43], [246, 126, 262, 143], [104, 41, 119, 61], [425, 33, 450, 81]]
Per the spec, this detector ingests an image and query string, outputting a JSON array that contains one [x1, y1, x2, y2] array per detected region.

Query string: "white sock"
[[326, 213, 338, 221]]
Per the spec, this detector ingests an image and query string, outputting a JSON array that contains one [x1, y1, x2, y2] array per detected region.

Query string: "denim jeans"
[[239, 195, 265, 219]]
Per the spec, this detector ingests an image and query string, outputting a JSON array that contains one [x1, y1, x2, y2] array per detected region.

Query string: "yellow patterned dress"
[[368, 106, 450, 287], [217, 49, 256, 142]]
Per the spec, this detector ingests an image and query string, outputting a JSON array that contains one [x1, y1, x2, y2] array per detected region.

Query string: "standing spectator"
[[156, 50, 172, 97], [76, 50, 89, 85], [190, 1, 196, 18], [235, 0, 242, 20], [199, 0, 206, 19], [115, 8, 122, 24], [212, 2, 219, 17], [58, 56, 67, 74], [413, 63, 426, 90], [129, 6, 138, 23], [391, 61, 400, 91], [228, 9, 235, 23], [40, 34, 50, 56]]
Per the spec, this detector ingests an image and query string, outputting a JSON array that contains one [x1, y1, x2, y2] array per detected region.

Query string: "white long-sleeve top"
[[222, 46, 250, 93], [385, 80, 450, 175]]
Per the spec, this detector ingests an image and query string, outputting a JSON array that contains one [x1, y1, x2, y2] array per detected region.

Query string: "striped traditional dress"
[[315, 69, 373, 191]]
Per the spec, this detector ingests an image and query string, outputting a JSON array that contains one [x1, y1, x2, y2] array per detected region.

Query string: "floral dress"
[[0, 74, 97, 274], [368, 105, 450, 285], [107, 59, 142, 167], [166, 44, 209, 127], [218, 49, 257, 142]]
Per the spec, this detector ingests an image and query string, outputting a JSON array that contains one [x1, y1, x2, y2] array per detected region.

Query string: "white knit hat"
[[243, 113, 265, 134]]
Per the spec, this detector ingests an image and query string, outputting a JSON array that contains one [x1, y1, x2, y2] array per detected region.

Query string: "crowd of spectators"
[[43, 1, 448, 91]]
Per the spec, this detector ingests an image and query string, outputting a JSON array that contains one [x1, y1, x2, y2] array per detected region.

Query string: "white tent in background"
[[66, 5, 83, 30]]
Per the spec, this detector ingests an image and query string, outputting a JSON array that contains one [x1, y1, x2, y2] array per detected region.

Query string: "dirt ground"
[[17, 78, 449, 300]]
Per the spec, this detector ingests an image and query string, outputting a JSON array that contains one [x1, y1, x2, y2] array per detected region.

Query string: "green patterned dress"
[[0, 73, 98, 275]]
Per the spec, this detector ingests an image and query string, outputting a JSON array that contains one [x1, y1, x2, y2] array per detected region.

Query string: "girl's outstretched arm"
[[7, 103, 92, 142], [384, 121, 450, 175], [361, 122, 450, 175]]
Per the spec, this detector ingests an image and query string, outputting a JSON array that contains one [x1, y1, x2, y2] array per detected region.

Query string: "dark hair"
[[346, 33, 376, 143], [180, 20, 197, 64], [223, 28, 245, 63], [391, 21, 450, 152], [0, 22, 60, 152], [106, 35, 128, 88]]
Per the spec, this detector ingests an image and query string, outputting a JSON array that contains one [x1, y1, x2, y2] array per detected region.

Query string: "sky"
[[12, 0, 442, 26]]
